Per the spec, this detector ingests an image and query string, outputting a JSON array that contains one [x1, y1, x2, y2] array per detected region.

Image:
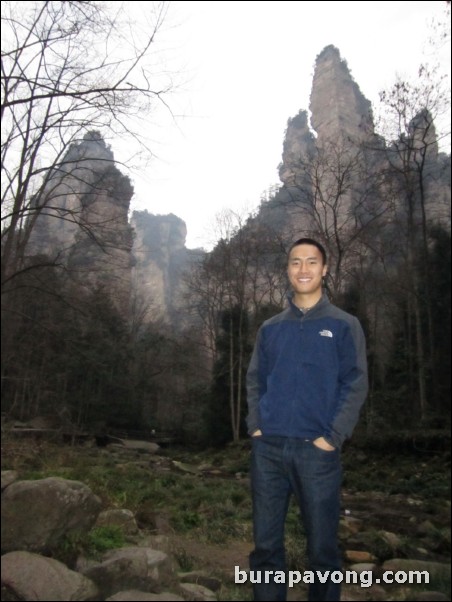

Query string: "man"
[[246, 238, 368, 602]]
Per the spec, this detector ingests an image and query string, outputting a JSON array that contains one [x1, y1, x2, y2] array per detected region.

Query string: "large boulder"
[[1, 477, 101, 553]]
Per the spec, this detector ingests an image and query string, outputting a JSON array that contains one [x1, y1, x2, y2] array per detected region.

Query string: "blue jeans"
[[249, 436, 342, 601]]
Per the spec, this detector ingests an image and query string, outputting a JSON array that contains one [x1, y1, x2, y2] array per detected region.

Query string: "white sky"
[[121, 1, 451, 250]]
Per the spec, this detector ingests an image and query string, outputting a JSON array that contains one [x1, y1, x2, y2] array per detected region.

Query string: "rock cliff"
[[130, 211, 203, 327], [310, 45, 374, 144], [278, 44, 450, 236], [25, 45, 450, 327], [28, 131, 134, 314], [278, 45, 381, 236], [26, 132, 203, 326], [280, 45, 375, 189]]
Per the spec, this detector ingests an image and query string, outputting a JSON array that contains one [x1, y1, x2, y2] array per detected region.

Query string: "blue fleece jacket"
[[246, 294, 368, 449]]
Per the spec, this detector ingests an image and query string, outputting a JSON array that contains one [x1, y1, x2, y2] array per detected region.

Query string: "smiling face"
[[287, 243, 327, 307]]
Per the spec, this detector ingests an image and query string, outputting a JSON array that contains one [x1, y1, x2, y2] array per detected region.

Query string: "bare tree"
[[374, 0, 450, 417], [185, 207, 288, 442], [1, 0, 174, 286], [280, 138, 388, 301], [376, 68, 450, 419]]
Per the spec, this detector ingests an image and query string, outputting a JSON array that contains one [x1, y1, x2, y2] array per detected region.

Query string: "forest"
[[1, 1, 451, 450]]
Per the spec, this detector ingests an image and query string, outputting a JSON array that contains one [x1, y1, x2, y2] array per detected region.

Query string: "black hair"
[[288, 238, 327, 265]]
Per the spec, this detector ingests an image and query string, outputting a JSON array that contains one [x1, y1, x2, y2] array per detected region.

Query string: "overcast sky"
[[120, 1, 451, 250]]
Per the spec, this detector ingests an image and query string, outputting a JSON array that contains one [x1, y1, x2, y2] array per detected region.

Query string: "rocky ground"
[[1, 434, 450, 601]]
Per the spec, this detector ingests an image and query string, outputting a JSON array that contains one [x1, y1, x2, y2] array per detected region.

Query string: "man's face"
[[287, 244, 327, 297]]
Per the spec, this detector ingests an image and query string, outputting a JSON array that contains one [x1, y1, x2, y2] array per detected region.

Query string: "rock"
[[1, 470, 18, 491], [406, 497, 424, 506], [347, 562, 378, 574], [120, 440, 160, 454], [1, 477, 101, 553], [339, 516, 363, 538], [95, 509, 139, 535], [1, 551, 99, 601], [179, 570, 222, 591], [378, 530, 402, 551], [344, 550, 377, 563], [179, 582, 217, 601], [138, 535, 173, 553], [382, 558, 451, 581], [418, 520, 437, 535], [131, 211, 201, 327], [28, 132, 134, 316], [81, 546, 175, 599], [171, 461, 201, 475], [310, 45, 374, 144]]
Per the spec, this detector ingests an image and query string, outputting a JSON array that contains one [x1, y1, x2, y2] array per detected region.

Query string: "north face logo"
[[319, 329, 333, 338]]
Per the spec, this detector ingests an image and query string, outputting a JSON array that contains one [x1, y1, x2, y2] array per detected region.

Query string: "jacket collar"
[[288, 292, 329, 318]]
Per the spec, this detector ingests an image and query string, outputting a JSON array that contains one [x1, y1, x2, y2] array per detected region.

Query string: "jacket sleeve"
[[326, 316, 368, 449], [246, 326, 266, 435]]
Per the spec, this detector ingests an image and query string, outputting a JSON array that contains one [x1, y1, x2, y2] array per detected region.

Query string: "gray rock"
[[95, 509, 139, 535], [179, 582, 217, 601], [1, 477, 101, 553], [81, 546, 175, 599], [1, 470, 18, 491], [382, 558, 451, 581], [1, 551, 99, 601], [179, 570, 222, 591]]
